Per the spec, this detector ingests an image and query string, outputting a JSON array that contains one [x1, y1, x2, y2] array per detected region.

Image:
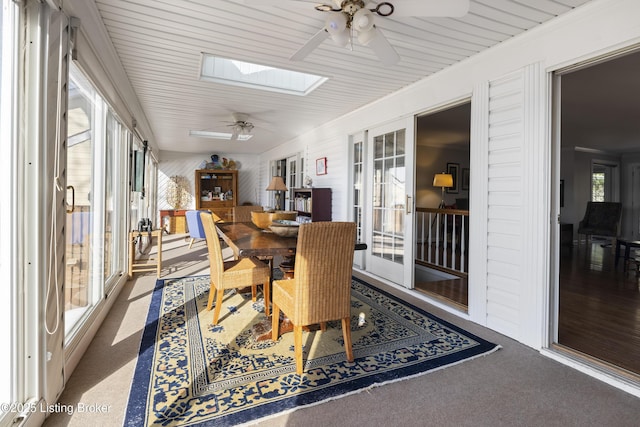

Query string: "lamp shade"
[[266, 176, 288, 192], [433, 173, 453, 188]]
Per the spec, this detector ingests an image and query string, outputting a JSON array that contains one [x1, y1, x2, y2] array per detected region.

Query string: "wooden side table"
[[128, 229, 163, 278], [160, 209, 187, 234], [615, 237, 640, 272]]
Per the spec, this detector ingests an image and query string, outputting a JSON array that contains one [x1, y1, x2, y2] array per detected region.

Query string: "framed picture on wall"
[[446, 163, 459, 194], [316, 157, 327, 175]]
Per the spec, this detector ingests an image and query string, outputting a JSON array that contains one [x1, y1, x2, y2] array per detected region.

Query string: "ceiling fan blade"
[[374, 0, 470, 18], [290, 28, 330, 62], [366, 27, 400, 66]]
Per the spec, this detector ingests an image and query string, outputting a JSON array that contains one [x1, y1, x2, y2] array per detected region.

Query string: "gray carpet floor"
[[42, 234, 640, 427]]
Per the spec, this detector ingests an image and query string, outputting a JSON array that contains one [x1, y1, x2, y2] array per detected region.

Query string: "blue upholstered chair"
[[185, 210, 206, 249]]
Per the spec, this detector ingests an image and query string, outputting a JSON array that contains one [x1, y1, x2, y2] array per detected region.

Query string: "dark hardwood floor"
[[414, 239, 640, 377], [559, 240, 640, 376], [414, 277, 468, 312]]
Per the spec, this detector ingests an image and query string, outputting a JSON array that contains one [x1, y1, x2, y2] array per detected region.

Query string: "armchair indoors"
[[577, 201, 622, 246], [185, 210, 206, 249], [271, 222, 357, 375], [200, 211, 271, 325]]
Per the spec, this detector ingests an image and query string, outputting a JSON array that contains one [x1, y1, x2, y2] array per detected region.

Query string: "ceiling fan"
[[189, 113, 255, 141], [244, 0, 470, 65], [226, 113, 255, 141]]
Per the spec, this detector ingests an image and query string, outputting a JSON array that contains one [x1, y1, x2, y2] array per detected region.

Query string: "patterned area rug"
[[124, 275, 499, 426]]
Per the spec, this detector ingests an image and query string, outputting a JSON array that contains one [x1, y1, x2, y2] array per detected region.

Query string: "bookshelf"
[[292, 188, 331, 222], [195, 169, 238, 214]]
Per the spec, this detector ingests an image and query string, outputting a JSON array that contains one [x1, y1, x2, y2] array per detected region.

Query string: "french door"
[[285, 153, 302, 210], [365, 118, 415, 287]]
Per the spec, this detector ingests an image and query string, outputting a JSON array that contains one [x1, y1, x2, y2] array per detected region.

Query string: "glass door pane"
[[65, 68, 96, 336], [286, 154, 299, 211], [372, 131, 405, 263]]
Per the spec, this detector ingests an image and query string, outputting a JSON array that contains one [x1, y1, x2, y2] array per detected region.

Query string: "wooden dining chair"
[[232, 205, 264, 222], [200, 212, 271, 324], [271, 221, 357, 374]]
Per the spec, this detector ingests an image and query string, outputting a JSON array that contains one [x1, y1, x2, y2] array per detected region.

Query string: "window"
[[200, 53, 327, 96], [591, 162, 618, 202], [591, 171, 605, 202], [0, 0, 17, 417]]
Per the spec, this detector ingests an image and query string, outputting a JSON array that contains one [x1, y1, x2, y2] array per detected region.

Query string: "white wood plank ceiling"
[[92, 0, 592, 154]]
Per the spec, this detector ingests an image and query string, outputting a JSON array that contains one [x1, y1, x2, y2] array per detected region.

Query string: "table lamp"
[[433, 173, 453, 209], [266, 176, 288, 210]]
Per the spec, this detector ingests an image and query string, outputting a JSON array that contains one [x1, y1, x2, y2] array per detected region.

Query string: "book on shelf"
[[294, 196, 312, 213]]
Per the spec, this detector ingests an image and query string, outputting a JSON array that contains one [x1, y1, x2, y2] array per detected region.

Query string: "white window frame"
[[0, 0, 19, 423]]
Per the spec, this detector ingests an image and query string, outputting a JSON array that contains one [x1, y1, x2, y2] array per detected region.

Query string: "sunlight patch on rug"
[[124, 275, 499, 426]]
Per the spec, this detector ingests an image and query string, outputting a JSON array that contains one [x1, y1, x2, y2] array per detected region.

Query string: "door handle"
[[406, 195, 412, 214], [66, 185, 75, 213]]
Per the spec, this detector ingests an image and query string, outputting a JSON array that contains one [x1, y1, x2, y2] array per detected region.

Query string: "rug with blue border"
[[124, 274, 500, 426]]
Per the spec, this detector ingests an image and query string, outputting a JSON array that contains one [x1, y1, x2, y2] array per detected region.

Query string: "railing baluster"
[[428, 212, 432, 263], [460, 214, 466, 272], [414, 207, 469, 278]]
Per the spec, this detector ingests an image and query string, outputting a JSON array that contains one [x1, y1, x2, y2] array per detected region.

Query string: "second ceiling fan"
[[246, 0, 470, 65]]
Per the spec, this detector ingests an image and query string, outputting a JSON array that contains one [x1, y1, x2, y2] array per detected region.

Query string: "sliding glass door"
[[65, 63, 130, 339], [65, 66, 99, 336]]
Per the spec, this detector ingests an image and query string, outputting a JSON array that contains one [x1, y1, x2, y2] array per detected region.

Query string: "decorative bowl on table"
[[251, 210, 297, 230], [269, 220, 300, 237]]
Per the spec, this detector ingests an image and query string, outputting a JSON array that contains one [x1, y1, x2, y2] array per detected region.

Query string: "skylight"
[[199, 53, 327, 96], [189, 130, 253, 141]]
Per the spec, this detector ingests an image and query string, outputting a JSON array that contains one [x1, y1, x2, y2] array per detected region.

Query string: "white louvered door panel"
[[482, 64, 548, 346], [485, 71, 526, 338]]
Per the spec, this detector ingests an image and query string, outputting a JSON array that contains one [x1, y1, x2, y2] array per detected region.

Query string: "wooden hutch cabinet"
[[195, 170, 238, 216], [292, 188, 331, 222]]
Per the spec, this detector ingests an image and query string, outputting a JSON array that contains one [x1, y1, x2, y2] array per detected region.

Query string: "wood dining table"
[[215, 221, 367, 264], [215, 221, 367, 340], [215, 221, 297, 260]]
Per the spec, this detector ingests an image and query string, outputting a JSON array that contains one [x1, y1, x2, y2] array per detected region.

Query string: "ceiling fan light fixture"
[[233, 123, 253, 135], [353, 8, 374, 32], [325, 12, 347, 36], [357, 26, 377, 46], [330, 28, 350, 47]]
